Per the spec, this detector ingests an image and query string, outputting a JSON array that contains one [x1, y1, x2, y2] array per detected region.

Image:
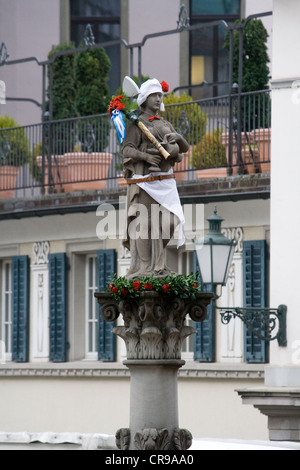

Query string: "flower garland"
[[108, 94, 138, 117], [108, 273, 200, 301]]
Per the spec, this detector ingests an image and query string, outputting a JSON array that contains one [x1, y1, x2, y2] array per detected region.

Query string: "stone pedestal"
[[95, 290, 213, 450], [237, 387, 300, 442]]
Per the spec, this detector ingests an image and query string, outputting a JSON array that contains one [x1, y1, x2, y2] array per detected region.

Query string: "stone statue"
[[122, 78, 189, 278], [97, 78, 213, 451]]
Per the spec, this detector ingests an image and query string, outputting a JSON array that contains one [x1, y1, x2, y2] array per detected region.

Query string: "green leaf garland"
[[107, 273, 201, 301]]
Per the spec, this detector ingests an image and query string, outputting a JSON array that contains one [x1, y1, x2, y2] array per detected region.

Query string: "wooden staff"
[[127, 111, 170, 160]]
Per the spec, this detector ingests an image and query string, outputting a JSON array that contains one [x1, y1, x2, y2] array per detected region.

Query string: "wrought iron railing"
[[0, 90, 271, 199]]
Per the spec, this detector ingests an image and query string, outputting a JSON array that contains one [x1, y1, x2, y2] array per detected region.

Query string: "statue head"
[[137, 78, 169, 112]]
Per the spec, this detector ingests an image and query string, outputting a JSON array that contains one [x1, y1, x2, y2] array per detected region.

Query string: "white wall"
[[269, 0, 300, 371], [0, 371, 268, 441], [0, 0, 61, 125], [128, 0, 181, 89]]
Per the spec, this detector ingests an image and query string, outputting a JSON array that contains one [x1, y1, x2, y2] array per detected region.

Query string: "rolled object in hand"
[[127, 112, 170, 160]]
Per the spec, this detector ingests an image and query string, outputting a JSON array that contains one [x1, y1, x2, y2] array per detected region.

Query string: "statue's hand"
[[144, 150, 162, 172], [164, 133, 177, 145]]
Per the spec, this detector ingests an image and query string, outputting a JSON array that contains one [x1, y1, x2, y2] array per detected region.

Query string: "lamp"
[[193, 207, 287, 347], [194, 207, 236, 290]]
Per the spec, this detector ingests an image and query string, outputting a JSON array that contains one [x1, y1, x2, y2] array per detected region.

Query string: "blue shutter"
[[193, 253, 215, 362], [243, 240, 268, 363], [12, 256, 30, 362], [97, 250, 117, 362], [49, 253, 67, 362]]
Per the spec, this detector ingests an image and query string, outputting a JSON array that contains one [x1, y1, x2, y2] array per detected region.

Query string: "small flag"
[[111, 109, 126, 144]]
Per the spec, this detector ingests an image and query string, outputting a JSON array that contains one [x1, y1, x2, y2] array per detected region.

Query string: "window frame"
[[0, 260, 12, 361], [85, 254, 99, 360], [70, 0, 121, 93], [177, 249, 197, 361], [189, 1, 241, 98]]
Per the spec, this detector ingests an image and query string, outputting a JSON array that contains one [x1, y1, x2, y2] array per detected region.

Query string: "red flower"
[[193, 283, 198, 288], [112, 286, 119, 294], [162, 284, 170, 293], [108, 95, 125, 116], [133, 281, 141, 291], [143, 282, 153, 290], [122, 287, 129, 296], [161, 81, 169, 93], [117, 102, 125, 111]]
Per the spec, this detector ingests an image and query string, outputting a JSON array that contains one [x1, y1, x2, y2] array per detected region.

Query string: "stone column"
[[95, 291, 213, 450]]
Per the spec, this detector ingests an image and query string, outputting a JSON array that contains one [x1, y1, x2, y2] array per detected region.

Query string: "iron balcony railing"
[[0, 89, 271, 199]]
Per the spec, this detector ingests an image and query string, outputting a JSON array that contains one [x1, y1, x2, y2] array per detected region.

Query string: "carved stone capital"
[[95, 291, 213, 360], [129, 427, 192, 450]]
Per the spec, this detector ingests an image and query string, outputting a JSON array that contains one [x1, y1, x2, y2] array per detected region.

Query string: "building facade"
[[0, 0, 278, 442]]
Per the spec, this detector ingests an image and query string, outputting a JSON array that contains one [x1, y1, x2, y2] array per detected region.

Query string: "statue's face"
[[145, 92, 163, 113]]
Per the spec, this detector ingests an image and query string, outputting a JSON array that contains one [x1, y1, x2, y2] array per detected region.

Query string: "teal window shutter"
[[193, 253, 215, 362], [49, 253, 67, 362], [243, 240, 268, 363], [12, 256, 30, 362], [97, 249, 117, 362], [194, 284, 215, 362]]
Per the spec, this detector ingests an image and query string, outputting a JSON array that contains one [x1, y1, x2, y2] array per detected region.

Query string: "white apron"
[[129, 169, 185, 248]]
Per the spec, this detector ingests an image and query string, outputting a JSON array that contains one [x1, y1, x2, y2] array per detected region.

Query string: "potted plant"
[[163, 92, 207, 180], [0, 114, 31, 198], [190, 129, 227, 178]]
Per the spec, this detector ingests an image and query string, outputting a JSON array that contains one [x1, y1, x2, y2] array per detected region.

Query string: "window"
[[179, 250, 195, 276], [190, 0, 240, 99], [70, 0, 121, 94], [0, 261, 12, 361], [86, 255, 99, 359], [181, 315, 195, 361], [191, 0, 240, 16]]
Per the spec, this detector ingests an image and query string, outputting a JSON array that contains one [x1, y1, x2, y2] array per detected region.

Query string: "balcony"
[[0, 90, 271, 217]]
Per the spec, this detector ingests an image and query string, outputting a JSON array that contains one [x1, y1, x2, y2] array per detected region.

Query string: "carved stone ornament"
[[134, 428, 170, 451], [117, 427, 193, 451], [95, 291, 213, 360], [33, 241, 50, 265], [116, 428, 131, 450], [173, 428, 193, 450]]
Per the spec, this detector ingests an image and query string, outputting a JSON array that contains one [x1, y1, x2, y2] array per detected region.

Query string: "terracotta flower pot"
[[0, 166, 20, 199], [174, 152, 188, 181], [196, 167, 228, 179], [251, 128, 271, 173], [37, 152, 113, 193]]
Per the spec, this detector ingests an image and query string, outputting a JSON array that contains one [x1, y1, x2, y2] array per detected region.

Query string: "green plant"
[[47, 42, 78, 120], [107, 273, 201, 301], [162, 92, 207, 145], [190, 129, 226, 169], [224, 19, 271, 131], [47, 43, 112, 152], [75, 46, 111, 117], [0, 114, 30, 166], [225, 19, 270, 92]]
